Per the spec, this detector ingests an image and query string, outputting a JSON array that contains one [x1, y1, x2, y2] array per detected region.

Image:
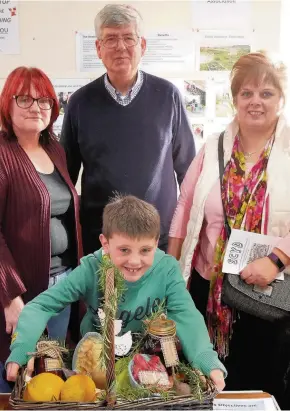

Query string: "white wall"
[[0, 0, 283, 193], [0, 1, 282, 86]]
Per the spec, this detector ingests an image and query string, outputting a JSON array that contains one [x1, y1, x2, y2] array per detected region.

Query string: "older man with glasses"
[[61, 4, 195, 254]]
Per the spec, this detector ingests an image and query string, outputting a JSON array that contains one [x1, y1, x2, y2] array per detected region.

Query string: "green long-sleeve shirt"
[[7, 249, 226, 377]]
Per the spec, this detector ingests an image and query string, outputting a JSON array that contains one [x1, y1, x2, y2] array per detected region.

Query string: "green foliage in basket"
[[97, 254, 127, 369], [142, 299, 166, 329], [98, 254, 127, 300], [175, 362, 208, 402], [117, 384, 173, 402]]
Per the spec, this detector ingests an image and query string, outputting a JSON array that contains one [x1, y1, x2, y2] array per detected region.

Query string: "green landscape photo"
[[200, 45, 250, 71]]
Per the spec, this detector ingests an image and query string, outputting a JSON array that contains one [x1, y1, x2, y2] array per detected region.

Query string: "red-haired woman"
[[0, 67, 82, 392]]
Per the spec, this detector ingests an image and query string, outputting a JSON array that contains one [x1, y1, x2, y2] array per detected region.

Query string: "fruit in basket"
[[60, 374, 96, 402], [174, 381, 192, 396], [90, 369, 106, 390], [73, 333, 106, 388], [23, 372, 64, 401], [115, 358, 131, 391], [116, 367, 131, 390]]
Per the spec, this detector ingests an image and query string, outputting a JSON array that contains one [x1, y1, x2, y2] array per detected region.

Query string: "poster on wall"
[[191, 0, 252, 31], [0, 0, 19, 54], [52, 78, 91, 138], [197, 30, 251, 71], [76, 31, 105, 73], [166, 76, 235, 146], [141, 30, 194, 74]]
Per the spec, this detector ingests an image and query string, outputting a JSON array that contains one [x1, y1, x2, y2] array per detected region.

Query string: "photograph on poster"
[[52, 79, 91, 138], [200, 45, 250, 71], [184, 80, 206, 117], [215, 82, 234, 118], [198, 30, 251, 72], [191, 123, 206, 152], [57, 91, 73, 115], [192, 123, 204, 140]]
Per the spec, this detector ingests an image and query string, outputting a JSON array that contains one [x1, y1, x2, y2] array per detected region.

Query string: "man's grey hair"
[[94, 4, 144, 39]]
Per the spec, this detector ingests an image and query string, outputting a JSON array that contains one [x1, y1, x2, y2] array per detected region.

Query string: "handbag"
[[218, 132, 290, 321]]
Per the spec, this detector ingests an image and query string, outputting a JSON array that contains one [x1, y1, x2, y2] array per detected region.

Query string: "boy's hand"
[[4, 296, 24, 334], [6, 357, 35, 382], [209, 369, 225, 392]]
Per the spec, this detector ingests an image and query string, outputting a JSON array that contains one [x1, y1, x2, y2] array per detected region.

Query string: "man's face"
[[100, 233, 158, 282], [96, 24, 146, 78]]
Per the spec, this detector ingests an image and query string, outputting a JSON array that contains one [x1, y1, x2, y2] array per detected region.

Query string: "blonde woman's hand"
[[209, 369, 225, 392], [240, 257, 279, 287], [4, 296, 24, 334]]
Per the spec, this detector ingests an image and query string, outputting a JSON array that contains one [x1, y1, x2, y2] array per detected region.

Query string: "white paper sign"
[[0, 0, 19, 54], [214, 398, 266, 411], [141, 30, 194, 74], [214, 392, 280, 411], [191, 0, 252, 31], [222, 229, 281, 275], [52, 78, 91, 138], [214, 395, 281, 411], [76, 31, 105, 73]]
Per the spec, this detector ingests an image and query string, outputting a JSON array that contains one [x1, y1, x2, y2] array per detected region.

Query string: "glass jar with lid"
[[142, 314, 182, 373]]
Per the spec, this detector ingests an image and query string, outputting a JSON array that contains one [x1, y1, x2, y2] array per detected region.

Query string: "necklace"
[[239, 137, 266, 160]]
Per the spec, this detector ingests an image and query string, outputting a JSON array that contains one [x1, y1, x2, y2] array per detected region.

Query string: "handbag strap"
[[218, 131, 232, 239]]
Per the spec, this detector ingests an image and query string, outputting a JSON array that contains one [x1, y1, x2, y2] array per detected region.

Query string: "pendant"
[[244, 151, 255, 159]]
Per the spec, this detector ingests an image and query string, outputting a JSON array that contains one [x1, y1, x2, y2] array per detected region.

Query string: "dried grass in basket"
[[9, 262, 217, 410]]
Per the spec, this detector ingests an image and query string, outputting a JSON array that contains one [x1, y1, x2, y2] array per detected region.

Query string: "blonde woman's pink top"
[[169, 146, 290, 280]]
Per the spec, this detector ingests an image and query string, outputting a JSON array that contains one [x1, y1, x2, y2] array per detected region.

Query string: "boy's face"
[[99, 233, 158, 282]]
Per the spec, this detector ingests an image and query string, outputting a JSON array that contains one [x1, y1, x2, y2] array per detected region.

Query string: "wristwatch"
[[267, 252, 285, 272]]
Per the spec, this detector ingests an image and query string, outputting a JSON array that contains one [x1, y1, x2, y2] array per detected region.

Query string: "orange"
[[90, 369, 106, 390], [60, 374, 96, 402], [23, 372, 64, 402]]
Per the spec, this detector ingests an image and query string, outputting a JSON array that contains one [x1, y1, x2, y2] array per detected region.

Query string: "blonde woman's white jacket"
[[179, 114, 290, 284]]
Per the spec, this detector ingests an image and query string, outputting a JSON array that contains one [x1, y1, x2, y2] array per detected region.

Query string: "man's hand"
[[4, 296, 24, 334], [209, 369, 225, 392], [240, 257, 279, 287], [6, 357, 35, 382]]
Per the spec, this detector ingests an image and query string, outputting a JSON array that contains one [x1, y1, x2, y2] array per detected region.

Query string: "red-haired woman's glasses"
[[13, 95, 54, 110]]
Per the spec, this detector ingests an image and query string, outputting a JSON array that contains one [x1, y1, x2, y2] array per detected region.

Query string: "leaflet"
[[222, 229, 284, 280]]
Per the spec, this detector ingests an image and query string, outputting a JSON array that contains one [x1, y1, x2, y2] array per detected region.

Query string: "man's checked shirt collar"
[[104, 70, 144, 106]]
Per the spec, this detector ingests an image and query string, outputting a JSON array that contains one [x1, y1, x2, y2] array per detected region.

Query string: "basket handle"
[[104, 267, 116, 405]]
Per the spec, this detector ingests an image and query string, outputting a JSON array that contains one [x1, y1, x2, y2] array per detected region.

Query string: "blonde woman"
[[168, 52, 290, 408]]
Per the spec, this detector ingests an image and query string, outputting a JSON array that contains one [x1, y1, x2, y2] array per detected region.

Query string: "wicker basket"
[[9, 267, 217, 410], [9, 369, 216, 410]]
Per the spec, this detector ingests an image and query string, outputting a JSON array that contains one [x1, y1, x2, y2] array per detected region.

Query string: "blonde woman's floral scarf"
[[207, 134, 273, 358]]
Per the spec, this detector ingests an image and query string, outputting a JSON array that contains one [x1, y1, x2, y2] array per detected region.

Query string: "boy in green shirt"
[[6, 195, 226, 390]]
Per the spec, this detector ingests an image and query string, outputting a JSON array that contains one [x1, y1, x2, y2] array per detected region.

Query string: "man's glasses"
[[101, 34, 140, 49], [13, 95, 54, 110]]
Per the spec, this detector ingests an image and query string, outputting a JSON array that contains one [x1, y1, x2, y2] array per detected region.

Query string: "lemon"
[[23, 372, 64, 402], [60, 374, 96, 402]]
